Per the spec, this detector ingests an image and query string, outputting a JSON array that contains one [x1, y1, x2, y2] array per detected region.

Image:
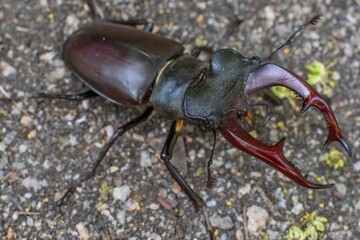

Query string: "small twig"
[[256, 187, 281, 217], [202, 207, 215, 240], [0, 86, 30, 115], [17, 211, 40, 216], [243, 205, 249, 240], [0, 86, 11, 98]]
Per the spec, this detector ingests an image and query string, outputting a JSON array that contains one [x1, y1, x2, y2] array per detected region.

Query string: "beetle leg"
[[219, 117, 334, 189], [191, 46, 213, 58], [206, 129, 217, 188], [85, 0, 104, 19], [108, 19, 154, 32], [36, 89, 98, 101], [246, 63, 352, 156], [56, 107, 153, 206], [161, 120, 204, 208], [249, 102, 272, 127]]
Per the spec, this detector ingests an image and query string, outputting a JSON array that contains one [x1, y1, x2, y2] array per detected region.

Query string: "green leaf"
[[287, 226, 306, 240], [314, 220, 325, 232]]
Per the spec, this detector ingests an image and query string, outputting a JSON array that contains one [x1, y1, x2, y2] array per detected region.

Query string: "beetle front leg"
[[56, 107, 153, 205], [161, 120, 204, 208]]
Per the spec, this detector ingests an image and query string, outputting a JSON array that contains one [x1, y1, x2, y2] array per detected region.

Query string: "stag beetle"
[[41, 15, 351, 207]]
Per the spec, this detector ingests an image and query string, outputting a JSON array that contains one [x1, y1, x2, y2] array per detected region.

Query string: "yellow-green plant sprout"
[[271, 60, 336, 108], [324, 148, 345, 170], [286, 211, 328, 240], [305, 60, 336, 95], [270, 86, 298, 109], [99, 182, 111, 194], [286, 226, 307, 240]]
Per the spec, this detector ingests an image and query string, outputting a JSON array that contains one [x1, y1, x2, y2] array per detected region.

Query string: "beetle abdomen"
[[63, 22, 184, 105]]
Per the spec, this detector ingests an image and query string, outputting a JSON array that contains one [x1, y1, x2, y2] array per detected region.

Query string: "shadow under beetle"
[[43, 15, 351, 207]]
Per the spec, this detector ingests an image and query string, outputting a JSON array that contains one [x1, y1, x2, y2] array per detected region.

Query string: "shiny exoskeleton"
[[48, 17, 351, 207]]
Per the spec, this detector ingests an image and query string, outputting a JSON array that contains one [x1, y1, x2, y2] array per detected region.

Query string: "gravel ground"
[[1, 0, 359, 239]]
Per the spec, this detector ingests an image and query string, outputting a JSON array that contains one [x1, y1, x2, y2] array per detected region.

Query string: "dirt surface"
[[1, 0, 359, 239]]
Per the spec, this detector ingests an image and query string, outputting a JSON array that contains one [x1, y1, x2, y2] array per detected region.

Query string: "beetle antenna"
[[262, 14, 322, 62]]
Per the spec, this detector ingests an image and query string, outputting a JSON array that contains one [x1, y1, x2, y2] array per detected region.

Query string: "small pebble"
[[39, 51, 56, 62], [247, 205, 269, 235], [354, 199, 360, 211], [69, 134, 77, 146], [39, 0, 48, 7], [149, 203, 160, 210], [140, 151, 152, 168], [63, 14, 80, 35], [27, 217, 34, 226], [48, 67, 65, 80], [335, 183, 347, 197], [209, 215, 234, 230], [75, 115, 87, 124], [353, 161, 360, 172], [148, 233, 161, 240], [12, 212, 19, 221], [291, 203, 304, 215], [238, 183, 251, 197], [19, 144, 28, 153], [236, 230, 244, 240], [206, 199, 217, 208], [116, 210, 126, 225], [112, 185, 131, 202], [22, 177, 41, 191], [250, 171, 262, 178], [171, 182, 181, 194], [24, 192, 32, 199], [126, 199, 140, 212], [76, 222, 90, 240], [1, 61, 17, 77], [20, 116, 33, 127]]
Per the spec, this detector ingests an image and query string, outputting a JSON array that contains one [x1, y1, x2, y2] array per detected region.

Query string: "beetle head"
[[184, 49, 260, 131]]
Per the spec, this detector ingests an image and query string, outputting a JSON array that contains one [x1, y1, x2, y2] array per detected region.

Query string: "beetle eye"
[[251, 56, 261, 62]]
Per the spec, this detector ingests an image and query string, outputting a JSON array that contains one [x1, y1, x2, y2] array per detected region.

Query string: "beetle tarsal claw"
[[219, 121, 334, 189], [246, 63, 352, 157]]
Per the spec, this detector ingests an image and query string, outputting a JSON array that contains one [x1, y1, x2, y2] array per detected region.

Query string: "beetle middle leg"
[[161, 120, 204, 208], [206, 130, 217, 188], [56, 107, 154, 205], [189, 47, 218, 188]]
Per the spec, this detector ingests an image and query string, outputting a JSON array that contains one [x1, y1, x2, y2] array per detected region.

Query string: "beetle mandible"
[[41, 15, 351, 207]]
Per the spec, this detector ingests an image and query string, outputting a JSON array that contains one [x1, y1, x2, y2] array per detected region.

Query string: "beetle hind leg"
[[56, 107, 153, 205], [108, 19, 154, 32], [36, 89, 98, 101]]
